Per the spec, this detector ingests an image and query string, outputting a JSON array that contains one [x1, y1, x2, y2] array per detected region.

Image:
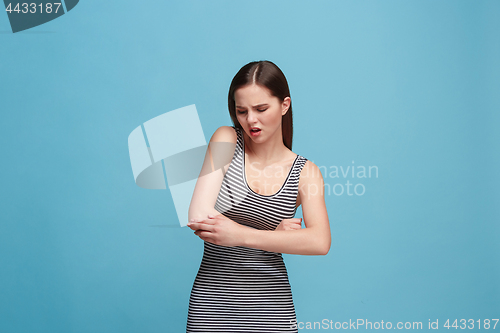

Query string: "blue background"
[[1, 1, 498, 332]]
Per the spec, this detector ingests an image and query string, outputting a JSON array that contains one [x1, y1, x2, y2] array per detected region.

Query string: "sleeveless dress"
[[186, 126, 308, 333]]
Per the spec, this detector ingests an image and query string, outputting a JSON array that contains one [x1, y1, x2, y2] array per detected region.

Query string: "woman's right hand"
[[275, 218, 303, 231]]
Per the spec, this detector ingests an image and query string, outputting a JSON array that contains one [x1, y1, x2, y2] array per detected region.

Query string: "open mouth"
[[250, 128, 261, 133]]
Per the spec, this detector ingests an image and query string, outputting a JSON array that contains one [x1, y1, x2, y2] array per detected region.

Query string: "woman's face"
[[234, 83, 290, 143]]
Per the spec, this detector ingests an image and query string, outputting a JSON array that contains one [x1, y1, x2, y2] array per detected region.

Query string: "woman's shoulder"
[[287, 148, 308, 164], [298, 158, 324, 184], [209, 125, 238, 144]]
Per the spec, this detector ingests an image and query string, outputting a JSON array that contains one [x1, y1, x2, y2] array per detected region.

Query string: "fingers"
[[288, 219, 302, 226], [279, 224, 300, 231], [194, 230, 214, 243], [188, 218, 217, 228], [187, 222, 215, 231], [275, 217, 303, 231], [284, 218, 302, 224], [194, 230, 211, 237], [286, 224, 301, 230], [286, 220, 302, 230]]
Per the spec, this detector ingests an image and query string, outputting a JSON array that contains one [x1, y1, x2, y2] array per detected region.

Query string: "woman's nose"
[[246, 110, 257, 123]]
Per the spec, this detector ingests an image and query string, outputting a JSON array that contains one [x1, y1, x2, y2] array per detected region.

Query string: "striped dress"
[[186, 126, 308, 332]]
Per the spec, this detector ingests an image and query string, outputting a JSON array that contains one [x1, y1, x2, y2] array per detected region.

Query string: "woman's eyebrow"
[[236, 103, 269, 108]]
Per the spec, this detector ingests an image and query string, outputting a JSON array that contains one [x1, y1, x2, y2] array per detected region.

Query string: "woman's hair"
[[228, 60, 293, 150]]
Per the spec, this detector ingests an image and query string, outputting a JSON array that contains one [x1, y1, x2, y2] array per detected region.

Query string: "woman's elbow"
[[309, 228, 331, 255], [321, 244, 331, 255], [188, 207, 205, 222], [188, 205, 219, 222], [318, 237, 331, 255]]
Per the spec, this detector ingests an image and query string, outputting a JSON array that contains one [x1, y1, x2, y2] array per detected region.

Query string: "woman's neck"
[[243, 129, 288, 165]]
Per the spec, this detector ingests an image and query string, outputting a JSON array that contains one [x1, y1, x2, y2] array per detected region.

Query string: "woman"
[[186, 60, 330, 332]]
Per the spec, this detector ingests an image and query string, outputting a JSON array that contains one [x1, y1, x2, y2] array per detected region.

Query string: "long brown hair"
[[228, 60, 293, 150]]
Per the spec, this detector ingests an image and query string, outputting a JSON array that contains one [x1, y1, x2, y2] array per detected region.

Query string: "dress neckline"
[[239, 127, 299, 198]]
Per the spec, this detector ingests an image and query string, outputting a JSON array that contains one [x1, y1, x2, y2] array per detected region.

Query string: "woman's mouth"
[[250, 128, 261, 136]]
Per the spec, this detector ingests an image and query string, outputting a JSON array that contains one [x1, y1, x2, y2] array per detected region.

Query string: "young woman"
[[186, 60, 330, 332]]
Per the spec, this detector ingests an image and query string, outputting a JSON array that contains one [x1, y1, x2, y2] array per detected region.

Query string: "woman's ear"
[[282, 96, 291, 116]]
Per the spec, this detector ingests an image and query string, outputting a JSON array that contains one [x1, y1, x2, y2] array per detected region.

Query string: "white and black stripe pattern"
[[186, 126, 308, 333]]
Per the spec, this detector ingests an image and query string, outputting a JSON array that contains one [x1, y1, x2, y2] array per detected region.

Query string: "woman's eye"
[[236, 108, 266, 114]]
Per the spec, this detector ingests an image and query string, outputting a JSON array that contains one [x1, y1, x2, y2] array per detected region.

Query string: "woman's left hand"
[[187, 214, 248, 247]]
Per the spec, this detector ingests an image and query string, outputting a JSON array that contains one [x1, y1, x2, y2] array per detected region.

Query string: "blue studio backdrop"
[[1, 1, 498, 332]]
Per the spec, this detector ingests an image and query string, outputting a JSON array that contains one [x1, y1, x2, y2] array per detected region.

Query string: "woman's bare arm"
[[187, 126, 237, 222], [242, 160, 331, 255]]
